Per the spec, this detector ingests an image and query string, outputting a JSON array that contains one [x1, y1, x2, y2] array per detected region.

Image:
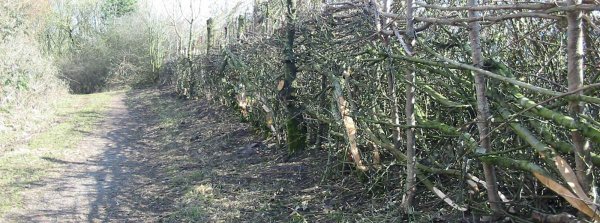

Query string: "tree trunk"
[[566, 0, 593, 196], [187, 17, 195, 97], [467, 0, 503, 214], [281, 0, 306, 153], [400, 0, 417, 213], [206, 18, 214, 55], [237, 15, 245, 40]]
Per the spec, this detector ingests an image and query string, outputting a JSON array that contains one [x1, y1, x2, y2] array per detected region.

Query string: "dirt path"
[[5, 92, 164, 222], [3, 89, 387, 222]]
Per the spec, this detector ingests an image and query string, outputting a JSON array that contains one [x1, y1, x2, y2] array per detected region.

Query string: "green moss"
[[514, 95, 600, 144], [479, 155, 552, 177], [286, 117, 306, 153]]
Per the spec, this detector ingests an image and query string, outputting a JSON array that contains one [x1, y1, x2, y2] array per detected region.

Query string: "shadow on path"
[[7, 92, 165, 222]]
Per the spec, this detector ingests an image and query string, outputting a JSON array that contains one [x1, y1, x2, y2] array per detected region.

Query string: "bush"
[[56, 10, 167, 93], [58, 38, 111, 94], [0, 2, 67, 147]]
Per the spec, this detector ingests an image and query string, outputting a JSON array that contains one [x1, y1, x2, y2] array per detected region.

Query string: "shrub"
[[0, 2, 67, 147]]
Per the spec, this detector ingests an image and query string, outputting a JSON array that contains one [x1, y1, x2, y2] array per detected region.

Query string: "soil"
[[3, 88, 403, 222]]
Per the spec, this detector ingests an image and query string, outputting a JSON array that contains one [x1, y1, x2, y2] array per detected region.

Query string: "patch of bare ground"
[[130, 88, 418, 222]]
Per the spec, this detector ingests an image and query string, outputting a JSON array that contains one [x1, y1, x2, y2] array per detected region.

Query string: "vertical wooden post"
[[224, 25, 228, 44], [279, 0, 306, 153], [237, 15, 245, 40], [206, 18, 214, 55], [401, 0, 418, 213], [566, 0, 593, 195], [467, 0, 503, 214]]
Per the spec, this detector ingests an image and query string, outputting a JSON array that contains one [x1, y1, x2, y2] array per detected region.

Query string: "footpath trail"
[[5, 92, 165, 222], [4, 88, 381, 222]]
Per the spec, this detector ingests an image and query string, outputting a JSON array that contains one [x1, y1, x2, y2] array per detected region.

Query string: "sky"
[[144, 0, 253, 22]]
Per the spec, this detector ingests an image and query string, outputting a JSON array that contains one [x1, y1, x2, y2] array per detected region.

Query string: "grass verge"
[[0, 91, 119, 217]]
